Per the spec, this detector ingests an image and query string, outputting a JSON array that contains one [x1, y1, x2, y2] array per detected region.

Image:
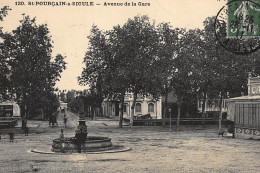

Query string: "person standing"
[[60, 129, 64, 139], [75, 129, 87, 153], [24, 126, 29, 136], [63, 114, 68, 127], [75, 131, 81, 153], [9, 131, 14, 142]]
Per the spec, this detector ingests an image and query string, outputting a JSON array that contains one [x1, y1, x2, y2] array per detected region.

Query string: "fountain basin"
[[52, 136, 113, 152]]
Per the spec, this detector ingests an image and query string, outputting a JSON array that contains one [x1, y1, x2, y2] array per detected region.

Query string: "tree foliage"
[[79, 14, 260, 129], [3, 16, 66, 125], [0, 6, 11, 101], [79, 15, 163, 127]]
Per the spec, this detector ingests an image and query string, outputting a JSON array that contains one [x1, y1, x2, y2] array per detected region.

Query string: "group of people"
[[0, 132, 11, 142], [0, 130, 15, 142], [49, 111, 59, 127], [0, 126, 29, 143], [49, 109, 68, 127]]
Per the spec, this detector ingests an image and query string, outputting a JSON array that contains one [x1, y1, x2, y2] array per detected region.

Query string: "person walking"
[[63, 114, 68, 127]]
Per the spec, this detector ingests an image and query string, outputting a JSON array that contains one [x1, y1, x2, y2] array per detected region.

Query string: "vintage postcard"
[[0, 0, 259, 172]]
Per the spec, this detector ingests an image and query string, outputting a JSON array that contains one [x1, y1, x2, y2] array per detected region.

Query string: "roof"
[[228, 95, 260, 101]]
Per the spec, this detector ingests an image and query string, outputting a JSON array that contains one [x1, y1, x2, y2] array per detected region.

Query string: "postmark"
[[215, 0, 260, 54]]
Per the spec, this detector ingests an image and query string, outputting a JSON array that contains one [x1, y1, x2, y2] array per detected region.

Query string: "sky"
[[0, 0, 226, 91]]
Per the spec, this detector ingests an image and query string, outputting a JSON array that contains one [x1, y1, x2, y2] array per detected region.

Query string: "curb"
[[31, 145, 132, 154]]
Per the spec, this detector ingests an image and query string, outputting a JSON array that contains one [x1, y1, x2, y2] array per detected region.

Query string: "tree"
[[79, 25, 129, 127], [192, 16, 220, 127], [103, 26, 133, 127], [80, 16, 163, 128], [40, 90, 60, 120], [59, 91, 66, 102], [79, 25, 108, 110], [0, 6, 11, 21], [4, 16, 66, 127], [170, 28, 206, 130], [155, 23, 179, 127], [113, 15, 160, 128], [66, 90, 77, 103], [0, 6, 11, 101], [202, 16, 258, 129]]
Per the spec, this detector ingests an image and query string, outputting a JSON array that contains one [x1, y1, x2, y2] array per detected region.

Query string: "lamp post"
[[168, 108, 172, 132]]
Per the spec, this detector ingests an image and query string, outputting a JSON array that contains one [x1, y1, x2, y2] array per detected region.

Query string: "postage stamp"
[[215, 0, 260, 54]]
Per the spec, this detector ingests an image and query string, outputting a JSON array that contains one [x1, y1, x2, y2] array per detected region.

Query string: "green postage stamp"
[[215, 0, 260, 54], [227, 0, 260, 37]]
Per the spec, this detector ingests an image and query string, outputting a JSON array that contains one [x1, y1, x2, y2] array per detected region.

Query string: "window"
[[135, 103, 142, 112], [235, 103, 258, 127], [123, 105, 127, 113], [199, 101, 202, 108], [148, 103, 154, 113]]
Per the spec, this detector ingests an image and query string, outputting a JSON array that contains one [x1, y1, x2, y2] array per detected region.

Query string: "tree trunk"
[[119, 95, 125, 128], [84, 101, 87, 117], [91, 106, 94, 120], [20, 103, 26, 128], [99, 106, 103, 117], [201, 91, 207, 128], [21, 92, 28, 128], [185, 104, 190, 118], [177, 101, 181, 131], [130, 92, 138, 129], [218, 92, 223, 131], [163, 92, 168, 127], [94, 107, 96, 120]]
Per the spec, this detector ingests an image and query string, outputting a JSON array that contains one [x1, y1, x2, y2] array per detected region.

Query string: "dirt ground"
[[0, 111, 259, 173]]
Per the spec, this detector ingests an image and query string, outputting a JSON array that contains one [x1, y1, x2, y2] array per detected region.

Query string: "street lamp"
[[168, 108, 172, 132]]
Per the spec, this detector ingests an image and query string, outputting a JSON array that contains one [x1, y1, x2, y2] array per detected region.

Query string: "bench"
[[0, 120, 18, 128]]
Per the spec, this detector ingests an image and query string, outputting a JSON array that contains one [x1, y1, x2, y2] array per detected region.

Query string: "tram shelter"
[[227, 74, 260, 139]]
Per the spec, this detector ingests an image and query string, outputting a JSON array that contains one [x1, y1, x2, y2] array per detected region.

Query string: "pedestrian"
[[8, 131, 14, 142], [49, 116, 52, 127], [75, 131, 81, 153], [54, 116, 58, 127], [60, 129, 64, 139], [64, 114, 67, 127], [51, 116, 55, 127], [24, 126, 29, 136], [74, 129, 87, 153]]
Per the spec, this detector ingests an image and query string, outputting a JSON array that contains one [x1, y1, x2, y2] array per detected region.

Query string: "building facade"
[[59, 101, 68, 110], [227, 74, 260, 140], [102, 93, 162, 119], [0, 101, 20, 117], [197, 98, 228, 119]]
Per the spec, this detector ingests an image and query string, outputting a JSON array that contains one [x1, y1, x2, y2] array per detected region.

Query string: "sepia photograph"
[[0, 0, 259, 172]]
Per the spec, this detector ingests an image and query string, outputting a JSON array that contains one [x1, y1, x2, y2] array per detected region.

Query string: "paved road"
[[0, 110, 259, 173]]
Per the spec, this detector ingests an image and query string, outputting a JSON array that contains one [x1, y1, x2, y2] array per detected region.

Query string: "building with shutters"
[[102, 93, 162, 119]]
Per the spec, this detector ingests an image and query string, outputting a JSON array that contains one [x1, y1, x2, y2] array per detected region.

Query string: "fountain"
[[51, 118, 113, 153]]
